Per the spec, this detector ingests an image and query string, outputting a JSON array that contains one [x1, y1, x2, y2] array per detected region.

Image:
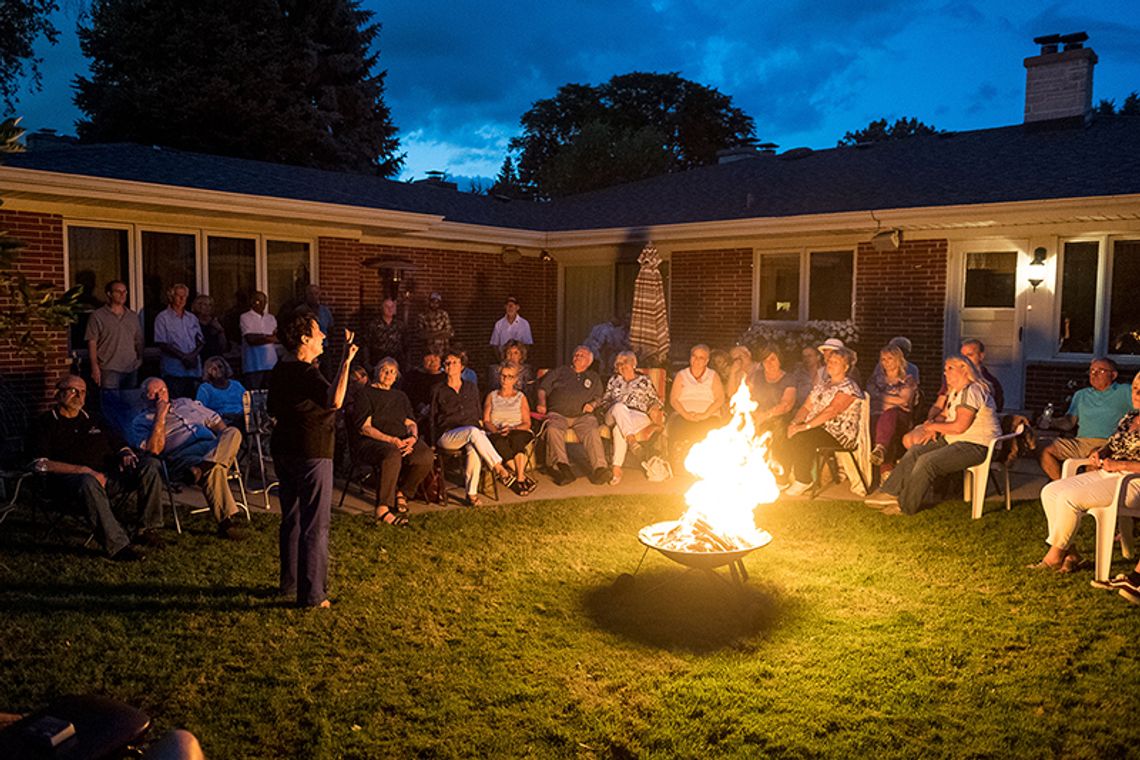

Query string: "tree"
[[0, 118, 80, 355], [75, 0, 402, 175], [0, 0, 59, 112], [510, 72, 756, 197], [487, 156, 526, 199], [838, 117, 939, 147], [1094, 92, 1140, 116]]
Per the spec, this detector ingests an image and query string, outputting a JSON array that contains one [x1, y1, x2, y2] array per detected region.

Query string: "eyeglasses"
[[1089, 368, 1112, 375], [61, 387, 86, 396]]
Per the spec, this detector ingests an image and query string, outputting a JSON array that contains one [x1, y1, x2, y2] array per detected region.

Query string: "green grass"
[[2, 494, 1139, 759]]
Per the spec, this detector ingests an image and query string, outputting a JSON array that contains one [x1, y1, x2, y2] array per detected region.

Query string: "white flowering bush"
[[738, 319, 859, 358]]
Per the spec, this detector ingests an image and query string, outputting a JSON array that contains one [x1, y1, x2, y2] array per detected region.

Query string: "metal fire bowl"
[[638, 521, 772, 571]]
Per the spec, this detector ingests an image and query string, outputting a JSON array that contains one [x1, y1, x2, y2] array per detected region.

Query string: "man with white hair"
[[154, 283, 203, 399], [130, 377, 246, 540], [536, 345, 608, 485]]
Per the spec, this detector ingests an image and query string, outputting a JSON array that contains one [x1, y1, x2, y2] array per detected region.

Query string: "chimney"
[[1024, 32, 1097, 124]]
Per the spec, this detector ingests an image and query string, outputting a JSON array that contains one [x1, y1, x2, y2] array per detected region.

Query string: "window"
[[266, 240, 311, 320], [1109, 240, 1140, 356], [1058, 241, 1098, 353], [1057, 237, 1140, 357], [141, 231, 197, 345], [964, 251, 1016, 308], [207, 236, 256, 344], [756, 249, 854, 322], [67, 226, 130, 351], [808, 251, 854, 320]]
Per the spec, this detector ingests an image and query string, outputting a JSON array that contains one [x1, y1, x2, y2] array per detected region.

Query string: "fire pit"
[[629, 383, 778, 587]]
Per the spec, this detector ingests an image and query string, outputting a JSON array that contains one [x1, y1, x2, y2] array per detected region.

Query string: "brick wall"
[[669, 248, 753, 358], [0, 210, 72, 425], [317, 238, 559, 374], [854, 238, 949, 401]]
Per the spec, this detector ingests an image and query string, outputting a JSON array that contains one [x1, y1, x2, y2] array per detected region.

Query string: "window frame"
[[1051, 234, 1139, 360], [751, 246, 856, 324]]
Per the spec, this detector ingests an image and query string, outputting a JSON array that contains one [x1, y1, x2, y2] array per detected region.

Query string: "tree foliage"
[[0, 118, 80, 355], [838, 117, 939, 147], [1095, 92, 1140, 116], [75, 0, 403, 175], [510, 72, 756, 197], [0, 0, 60, 112], [487, 156, 526, 199]]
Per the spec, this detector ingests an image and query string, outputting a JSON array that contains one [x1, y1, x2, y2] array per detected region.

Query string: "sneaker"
[[134, 529, 166, 549], [864, 490, 898, 507], [111, 545, 144, 562], [1090, 574, 1127, 590], [217, 517, 248, 541], [590, 466, 612, 485], [555, 463, 575, 486], [783, 481, 812, 497], [869, 445, 886, 466], [1120, 586, 1140, 606]]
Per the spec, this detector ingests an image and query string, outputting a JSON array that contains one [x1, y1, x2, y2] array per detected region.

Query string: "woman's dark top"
[[268, 357, 335, 459], [748, 368, 796, 413], [431, 380, 481, 437], [351, 386, 414, 439]]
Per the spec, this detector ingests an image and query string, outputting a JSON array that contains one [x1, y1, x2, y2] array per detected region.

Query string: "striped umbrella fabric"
[[629, 242, 670, 365]]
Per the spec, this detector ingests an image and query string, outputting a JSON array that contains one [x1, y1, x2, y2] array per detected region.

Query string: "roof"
[[7, 115, 1140, 232]]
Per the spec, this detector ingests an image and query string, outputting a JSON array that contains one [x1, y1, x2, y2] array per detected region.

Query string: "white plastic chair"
[[963, 422, 1024, 519], [1060, 457, 1140, 582]]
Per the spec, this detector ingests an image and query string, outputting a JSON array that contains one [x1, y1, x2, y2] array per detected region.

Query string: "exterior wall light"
[[1028, 246, 1047, 291]]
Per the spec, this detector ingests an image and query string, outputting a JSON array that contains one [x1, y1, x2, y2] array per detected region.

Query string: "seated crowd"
[[36, 279, 1140, 610]]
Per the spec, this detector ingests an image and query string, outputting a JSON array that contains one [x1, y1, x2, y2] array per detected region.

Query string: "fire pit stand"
[[627, 520, 772, 591]]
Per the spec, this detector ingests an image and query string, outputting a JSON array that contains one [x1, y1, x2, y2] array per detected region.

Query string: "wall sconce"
[[501, 246, 522, 264], [539, 249, 554, 262], [1028, 246, 1047, 291], [1028, 277, 1044, 291]]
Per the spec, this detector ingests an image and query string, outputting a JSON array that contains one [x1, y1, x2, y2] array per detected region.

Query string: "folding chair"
[[1060, 457, 1140, 582], [162, 457, 251, 535], [962, 421, 1024, 519], [241, 389, 278, 510], [811, 394, 871, 499]]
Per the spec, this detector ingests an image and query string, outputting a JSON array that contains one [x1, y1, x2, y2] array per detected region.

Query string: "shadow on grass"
[[581, 566, 798, 653], [0, 581, 281, 613]]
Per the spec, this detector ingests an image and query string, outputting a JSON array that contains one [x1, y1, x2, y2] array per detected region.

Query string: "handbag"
[[641, 455, 673, 482]]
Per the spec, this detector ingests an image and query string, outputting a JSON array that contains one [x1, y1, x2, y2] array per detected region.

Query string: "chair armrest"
[[1061, 457, 1093, 480]]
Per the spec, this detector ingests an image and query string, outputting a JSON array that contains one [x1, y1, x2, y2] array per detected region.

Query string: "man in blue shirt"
[[1040, 357, 1134, 479]]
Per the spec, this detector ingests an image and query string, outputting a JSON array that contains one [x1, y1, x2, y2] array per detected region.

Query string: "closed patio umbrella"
[[629, 243, 670, 366]]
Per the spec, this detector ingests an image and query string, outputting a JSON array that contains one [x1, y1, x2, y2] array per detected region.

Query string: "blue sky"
[[8, 1, 1140, 189]]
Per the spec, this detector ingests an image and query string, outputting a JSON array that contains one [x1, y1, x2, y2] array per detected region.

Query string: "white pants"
[[1040, 470, 1140, 549], [437, 426, 502, 495], [607, 403, 651, 467]]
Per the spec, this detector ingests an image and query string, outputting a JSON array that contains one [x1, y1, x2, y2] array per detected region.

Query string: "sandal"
[[496, 469, 516, 488], [1059, 554, 1088, 574], [374, 506, 408, 527], [395, 492, 408, 513], [466, 494, 482, 508], [509, 480, 526, 496], [523, 477, 537, 495]]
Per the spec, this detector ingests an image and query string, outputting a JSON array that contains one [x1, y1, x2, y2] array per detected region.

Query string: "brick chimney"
[[1024, 32, 1097, 124]]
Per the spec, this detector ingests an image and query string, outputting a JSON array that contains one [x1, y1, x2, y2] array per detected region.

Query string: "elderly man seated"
[[536, 345, 609, 486], [130, 377, 246, 540], [28, 376, 164, 561], [1039, 356, 1134, 480]]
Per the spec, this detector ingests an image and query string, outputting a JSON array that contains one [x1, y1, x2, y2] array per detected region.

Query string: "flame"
[[667, 381, 777, 550]]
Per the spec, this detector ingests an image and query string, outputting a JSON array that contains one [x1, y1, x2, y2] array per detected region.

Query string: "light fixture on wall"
[[1028, 246, 1047, 291], [871, 229, 901, 252], [539, 249, 554, 262], [501, 246, 522, 264]]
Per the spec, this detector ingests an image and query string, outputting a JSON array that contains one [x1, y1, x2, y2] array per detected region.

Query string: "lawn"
[[1, 493, 1138, 759]]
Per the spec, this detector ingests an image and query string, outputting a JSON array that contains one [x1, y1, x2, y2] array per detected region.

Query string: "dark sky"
[[9, 1, 1140, 188]]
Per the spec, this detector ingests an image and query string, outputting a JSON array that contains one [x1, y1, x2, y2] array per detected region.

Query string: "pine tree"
[[75, 0, 402, 175], [488, 156, 526, 199], [0, 0, 59, 112]]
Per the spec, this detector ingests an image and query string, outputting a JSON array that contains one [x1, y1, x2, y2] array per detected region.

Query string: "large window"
[[267, 240, 311, 320], [208, 236, 257, 344], [1058, 238, 1140, 357], [756, 249, 853, 322], [964, 251, 1017, 308], [67, 226, 130, 351], [141, 231, 197, 345]]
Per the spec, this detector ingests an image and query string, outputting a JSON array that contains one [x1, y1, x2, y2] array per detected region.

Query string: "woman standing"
[[268, 315, 358, 608], [431, 350, 515, 507], [778, 347, 862, 496], [483, 362, 536, 495], [600, 351, 664, 485], [867, 344, 918, 471], [868, 353, 1000, 515]]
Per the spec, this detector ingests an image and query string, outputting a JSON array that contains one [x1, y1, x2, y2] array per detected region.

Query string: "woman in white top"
[[483, 362, 535, 495], [666, 344, 725, 464], [870, 353, 1001, 515]]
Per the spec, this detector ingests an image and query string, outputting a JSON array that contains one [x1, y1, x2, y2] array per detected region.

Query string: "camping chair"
[[962, 421, 1025, 519], [1060, 457, 1140, 582], [163, 456, 251, 535], [241, 389, 278, 510], [811, 394, 871, 499]]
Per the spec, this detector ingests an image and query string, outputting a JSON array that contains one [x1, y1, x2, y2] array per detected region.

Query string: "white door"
[[948, 240, 1027, 411]]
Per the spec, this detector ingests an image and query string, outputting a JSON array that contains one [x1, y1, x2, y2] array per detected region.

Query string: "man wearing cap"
[[417, 292, 454, 358], [818, 338, 862, 385], [489, 296, 533, 360]]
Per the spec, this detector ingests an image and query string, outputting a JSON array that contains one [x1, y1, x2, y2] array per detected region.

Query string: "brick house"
[[1, 35, 1138, 416]]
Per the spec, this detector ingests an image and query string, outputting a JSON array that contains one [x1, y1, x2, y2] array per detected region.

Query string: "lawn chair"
[[962, 421, 1024, 519], [811, 393, 871, 499], [1060, 457, 1140, 582], [241, 389, 278, 510], [163, 456, 251, 534]]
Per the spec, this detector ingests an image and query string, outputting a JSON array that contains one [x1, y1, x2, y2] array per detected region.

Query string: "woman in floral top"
[[1036, 373, 1140, 583], [600, 351, 663, 485], [778, 347, 862, 496]]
